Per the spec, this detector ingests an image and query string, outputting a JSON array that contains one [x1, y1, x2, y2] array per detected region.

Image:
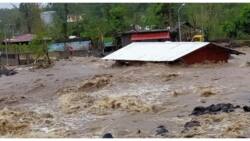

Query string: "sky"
[[0, 3, 19, 9]]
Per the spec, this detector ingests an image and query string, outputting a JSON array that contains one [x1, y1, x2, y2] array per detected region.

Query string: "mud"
[[90, 96, 159, 114], [180, 112, 250, 138], [78, 74, 112, 92], [58, 92, 95, 114], [0, 107, 56, 137]]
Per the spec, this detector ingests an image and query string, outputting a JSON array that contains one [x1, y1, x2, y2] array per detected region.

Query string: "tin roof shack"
[[3, 34, 35, 45], [103, 42, 244, 65], [1, 34, 35, 66], [119, 29, 171, 48]]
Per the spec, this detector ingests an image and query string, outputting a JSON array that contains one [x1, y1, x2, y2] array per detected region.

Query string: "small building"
[[2, 34, 35, 45], [1, 34, 35, 66], [103, 42, 244, 65], [67, 15, 83, 23], [48, 38, 92, 58], [119, 29, 171, 48]]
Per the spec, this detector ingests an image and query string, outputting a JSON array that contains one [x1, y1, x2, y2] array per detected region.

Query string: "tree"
[[107, 4, 130, 34], [143, 4, 178, 29], [19, 3, 41, 33]]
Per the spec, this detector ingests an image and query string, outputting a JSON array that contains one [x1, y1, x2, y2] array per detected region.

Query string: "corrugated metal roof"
[[4, 34, 35, 43], [102, 42, 242, 62]]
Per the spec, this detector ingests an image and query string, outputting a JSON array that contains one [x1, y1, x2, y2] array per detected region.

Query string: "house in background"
[[2, 34, 35, 45], [0, 34, 35, 66], [118, 29, 171, 48], [48, 38, 92, 58], [67, 15, 83, 23]]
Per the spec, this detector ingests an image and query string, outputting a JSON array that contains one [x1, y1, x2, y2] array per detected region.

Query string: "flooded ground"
[[1, 47, 250, 138]]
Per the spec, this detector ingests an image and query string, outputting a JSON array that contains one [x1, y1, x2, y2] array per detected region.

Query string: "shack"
[[2, 34, 35, 45], [118, 29, 171, 48], [103, 42, 244, 65], [48, 38, 92, 58], [1, 34, 35, 66]]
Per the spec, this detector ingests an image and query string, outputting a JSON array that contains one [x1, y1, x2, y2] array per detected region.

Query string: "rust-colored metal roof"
[[4, 34, 35, 43], [131, 32, 171, 41]]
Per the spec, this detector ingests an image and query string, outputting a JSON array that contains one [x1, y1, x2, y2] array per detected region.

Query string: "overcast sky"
[[0, 3, 19, 9]]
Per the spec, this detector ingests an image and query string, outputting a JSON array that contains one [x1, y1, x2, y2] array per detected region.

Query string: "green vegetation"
[[1, 3, 250, 54]]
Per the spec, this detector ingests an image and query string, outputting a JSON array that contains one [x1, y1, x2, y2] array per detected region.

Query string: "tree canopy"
[[1, 3, 250, 42]]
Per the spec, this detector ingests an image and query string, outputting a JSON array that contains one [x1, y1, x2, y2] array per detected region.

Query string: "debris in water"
[[103, 133, 113, 138], [0, 66, 17, 77], [191, 103, 239, 116], [172, 91, 186, 97], [200, 91, 216, 97], [163, 73, 179, 81], [155, 125, 168, 136], [184, 120, 201, 130], [243, 106, 250, 112], [137, 129, 141, 134]]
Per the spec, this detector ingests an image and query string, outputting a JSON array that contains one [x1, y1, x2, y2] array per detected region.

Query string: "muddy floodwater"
[[1, 47, 250, 138]]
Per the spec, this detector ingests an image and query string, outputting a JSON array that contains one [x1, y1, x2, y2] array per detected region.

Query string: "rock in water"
[[191, 103, 239, 116], [155, 125, 168, 136], [102, 133, 113, 138], [191, 106, 207, 116], [243, 106, 250, 112]]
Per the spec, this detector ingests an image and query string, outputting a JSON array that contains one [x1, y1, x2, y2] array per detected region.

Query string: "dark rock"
[[243, 106, 250, 112], [137, 129, 141, 134], [191, 103, 238, 116], [237, 136, 247, 138], [184, 120, 201, 129], [234, 105, 241, 109], [219, 103, 235, 112], [103, 133, 113, 138], [209, 104, 221, 113], [191, 106, 207, 116], [155, 125, 168, 136]]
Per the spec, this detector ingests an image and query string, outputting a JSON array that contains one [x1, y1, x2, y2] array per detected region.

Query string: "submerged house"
[[103, 42, 244, 65], [48, 38, 92, 58]]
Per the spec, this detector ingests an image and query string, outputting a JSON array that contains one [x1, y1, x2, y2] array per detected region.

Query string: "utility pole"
[[178, 3, 186, 42], [63, 3, 69, 58], [4, 25, 9, 66]]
